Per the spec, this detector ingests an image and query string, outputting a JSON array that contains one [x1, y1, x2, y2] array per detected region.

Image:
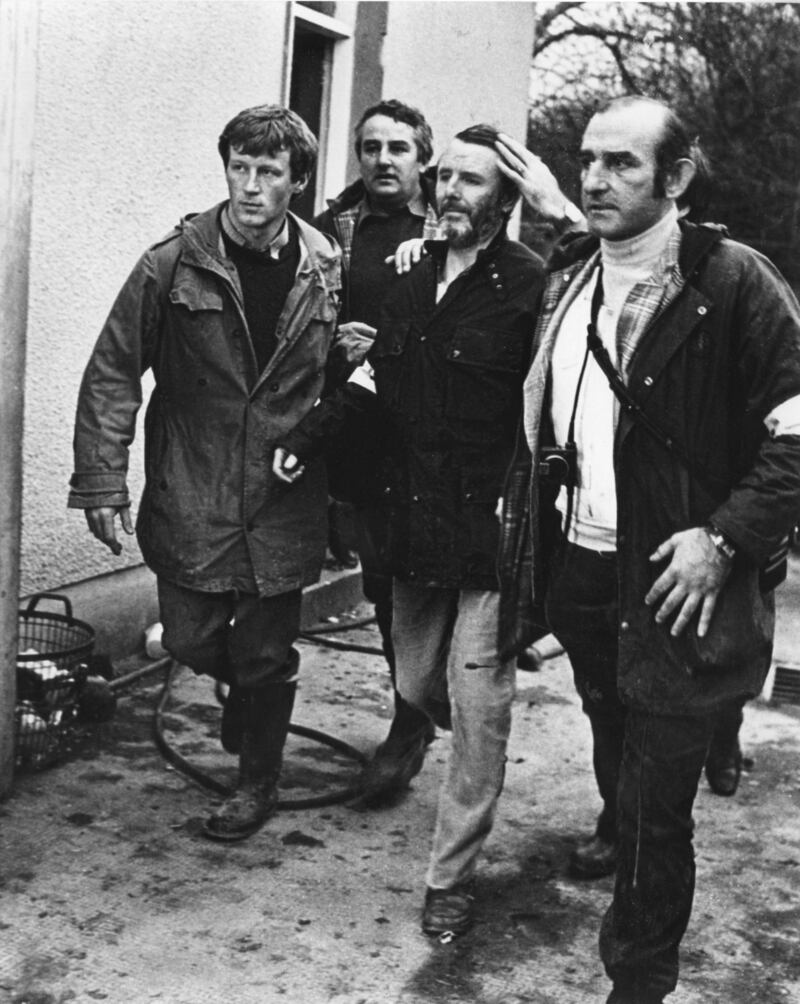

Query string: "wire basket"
[[15, 593, 95, 769]]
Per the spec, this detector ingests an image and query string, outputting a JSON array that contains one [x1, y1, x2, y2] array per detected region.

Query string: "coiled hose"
[[108, 616, 384, 809]]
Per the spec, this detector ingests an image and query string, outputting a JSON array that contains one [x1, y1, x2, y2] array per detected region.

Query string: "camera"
[[538, 444, 577, 488]]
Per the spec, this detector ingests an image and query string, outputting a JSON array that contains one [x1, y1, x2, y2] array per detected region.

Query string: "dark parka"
[[499, 222, 800, 714], [69, 204, 341, 597]]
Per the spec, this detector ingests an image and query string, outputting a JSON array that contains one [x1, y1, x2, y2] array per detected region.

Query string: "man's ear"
[[664, 158, 696, 203], [291, 173, 310, 198]]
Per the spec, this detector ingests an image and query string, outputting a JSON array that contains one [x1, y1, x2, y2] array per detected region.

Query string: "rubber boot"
[[220, 682, 247, 754], [204, 680, 296, 841]]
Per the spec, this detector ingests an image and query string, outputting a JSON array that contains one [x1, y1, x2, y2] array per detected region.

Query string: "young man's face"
[[225, 146, 305, 239], [579, 105, 673, 242], [436, 138, 508, 250], [358, 114, 424, 210]]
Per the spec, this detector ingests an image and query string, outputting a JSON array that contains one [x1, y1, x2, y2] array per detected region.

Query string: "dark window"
[[290, 25, 330, 221]]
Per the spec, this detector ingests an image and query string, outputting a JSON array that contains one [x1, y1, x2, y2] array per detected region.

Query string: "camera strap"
[[560, 284, 595, 536], [585, 265, 788, 588], [585, 265, 710, 491]]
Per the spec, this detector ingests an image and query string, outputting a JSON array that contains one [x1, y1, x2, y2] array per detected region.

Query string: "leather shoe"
[[422, 881, 476, 936], [706, 741, 742, 797], [569, 833, 616, 879]]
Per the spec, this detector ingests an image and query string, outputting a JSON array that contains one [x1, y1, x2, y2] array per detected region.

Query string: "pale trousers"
[[392, 581, 515, 889]]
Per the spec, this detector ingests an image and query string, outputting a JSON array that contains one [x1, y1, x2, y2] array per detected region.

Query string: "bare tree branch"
[[536, 1, 585, 34]]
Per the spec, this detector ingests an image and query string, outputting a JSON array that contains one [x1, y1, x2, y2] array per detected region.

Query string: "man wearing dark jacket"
[[274, 125, 556, 935], [311, 100, 441, 802], [69, 105, 340, 843], [497, 97, 800, 1002]]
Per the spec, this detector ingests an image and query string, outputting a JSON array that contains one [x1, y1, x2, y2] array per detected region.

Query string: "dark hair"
[[596, 95, 697, 197], [452, 123, 519, 208], [677, 146, 713, 221], [354, 99, 434, 165], [218, 105, 318, 182]]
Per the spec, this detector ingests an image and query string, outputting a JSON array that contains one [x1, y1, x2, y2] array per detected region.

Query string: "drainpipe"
[[0, 0, 39, 797]]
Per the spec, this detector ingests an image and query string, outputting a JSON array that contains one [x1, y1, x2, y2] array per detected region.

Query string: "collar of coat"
[[549, 219, 729, 283], [166, 202, 341, 293], [422, 223, 519, 299]]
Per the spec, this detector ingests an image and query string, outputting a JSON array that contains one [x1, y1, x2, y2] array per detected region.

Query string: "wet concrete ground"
[[1, 566, 800, 1004]]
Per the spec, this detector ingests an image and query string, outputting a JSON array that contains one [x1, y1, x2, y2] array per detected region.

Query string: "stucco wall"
[[21, 0, 289, 594], [381, 1, 535, 160], [19, 0, 535, 602]]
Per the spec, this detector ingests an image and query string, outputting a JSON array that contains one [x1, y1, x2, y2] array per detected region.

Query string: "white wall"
[[22, 0, 290, 593], [19, 0, 536, 599], [382, 1, 535, 161]]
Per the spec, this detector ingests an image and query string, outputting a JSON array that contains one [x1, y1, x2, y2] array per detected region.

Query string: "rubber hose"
[[151, 659, 368, 807]]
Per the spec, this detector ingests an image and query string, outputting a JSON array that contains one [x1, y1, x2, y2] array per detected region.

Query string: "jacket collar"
[[423, 223, 512, 298], [549, 220, 728, 283], [178, 202, 340, 291]]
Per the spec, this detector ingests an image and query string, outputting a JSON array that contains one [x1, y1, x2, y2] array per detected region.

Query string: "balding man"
[[499, 97, 800, 1002]]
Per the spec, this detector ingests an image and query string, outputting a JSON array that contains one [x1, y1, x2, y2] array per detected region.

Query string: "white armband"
[[347, 361, 376, 394], [764, 394, 800, 438]]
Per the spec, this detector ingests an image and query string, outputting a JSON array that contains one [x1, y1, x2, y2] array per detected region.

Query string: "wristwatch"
[[705, 524, 736, 561]]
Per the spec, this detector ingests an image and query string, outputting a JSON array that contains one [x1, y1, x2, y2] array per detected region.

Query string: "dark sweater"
[[222, 220, 301, 372]]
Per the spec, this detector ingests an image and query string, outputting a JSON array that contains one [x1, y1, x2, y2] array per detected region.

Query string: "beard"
[[440, 193, 507, 249]]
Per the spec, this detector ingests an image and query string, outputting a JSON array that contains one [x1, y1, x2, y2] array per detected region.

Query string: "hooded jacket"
[[499, 221, 800, 713], [69, 203, 341, 596]]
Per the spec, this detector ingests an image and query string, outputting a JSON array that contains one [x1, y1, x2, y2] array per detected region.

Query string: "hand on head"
[[494, 133, 577, 223]]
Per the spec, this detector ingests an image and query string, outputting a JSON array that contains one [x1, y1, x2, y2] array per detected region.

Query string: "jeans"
[[157, 579, 302, 689], [392, 582, 515, 889], [546, 543, 624, 843]]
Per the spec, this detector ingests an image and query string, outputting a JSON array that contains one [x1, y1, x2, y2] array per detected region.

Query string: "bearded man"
[[272, 124, 571, 934]]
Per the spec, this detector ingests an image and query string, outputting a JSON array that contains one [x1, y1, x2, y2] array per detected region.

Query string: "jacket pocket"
[[169, 283, 224, 313], [672, 562, 775, 674], [447, 326, 526, 373], [445, 325, 526, 421]]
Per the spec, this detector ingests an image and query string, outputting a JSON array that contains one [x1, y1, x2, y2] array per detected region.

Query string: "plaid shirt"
[[523, 223, 686, 490], [615, 223, 685, 374], [532, 222, 685, 381], [334, 198, 440, 273]]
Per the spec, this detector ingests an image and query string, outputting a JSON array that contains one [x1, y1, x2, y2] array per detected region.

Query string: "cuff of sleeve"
[[68, 472, 130, 510], [278, 431, 315, 463]]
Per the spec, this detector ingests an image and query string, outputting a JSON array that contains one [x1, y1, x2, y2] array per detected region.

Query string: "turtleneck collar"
[[600, 204, 679, 270]]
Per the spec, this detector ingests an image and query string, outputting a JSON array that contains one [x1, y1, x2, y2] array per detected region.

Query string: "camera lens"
[[545, 454, 570, 482]]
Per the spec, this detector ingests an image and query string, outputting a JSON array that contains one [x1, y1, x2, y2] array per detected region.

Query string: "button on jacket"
[[283, 231, 545, 590], [69, 203, 341, 597]]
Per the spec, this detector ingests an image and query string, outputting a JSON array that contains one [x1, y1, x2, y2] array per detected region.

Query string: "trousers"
[[392, 582, 515, 889], [546, 542, 624, 843], [157, 578, 302, 689], [546, 541, 716, 997]]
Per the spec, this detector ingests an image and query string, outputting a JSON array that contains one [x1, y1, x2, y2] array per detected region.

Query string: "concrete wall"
[[21, 0, 290, 599], [16, 0, 535, 653]]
